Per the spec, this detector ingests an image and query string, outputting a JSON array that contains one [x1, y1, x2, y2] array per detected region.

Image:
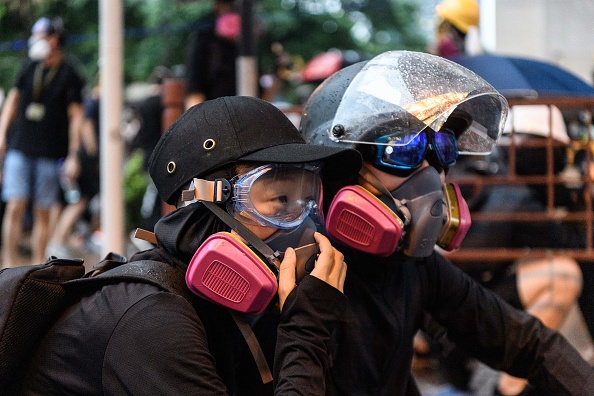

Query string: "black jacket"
[[20, 203, 345, 395], [326, 248, 594, 395]]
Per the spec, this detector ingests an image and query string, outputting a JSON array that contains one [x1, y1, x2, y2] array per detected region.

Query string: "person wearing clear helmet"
[[19, 96, 362, 394], [299, 50, 594, 395], [0, 17, 85, 267]]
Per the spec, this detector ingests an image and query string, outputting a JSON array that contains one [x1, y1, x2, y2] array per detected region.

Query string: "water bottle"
[[61, 177, 81, 204]]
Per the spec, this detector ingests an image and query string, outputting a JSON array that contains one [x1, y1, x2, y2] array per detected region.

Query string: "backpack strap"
[[78, 260, 193, 301], [65, 253, 191, 301]]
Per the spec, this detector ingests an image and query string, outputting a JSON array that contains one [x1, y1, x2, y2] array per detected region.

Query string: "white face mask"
[[28, 38, 50, 61]]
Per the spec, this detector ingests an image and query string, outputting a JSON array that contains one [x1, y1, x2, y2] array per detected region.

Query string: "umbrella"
[[301, 50, 371, 83], [450, 53, 594, 98], [301, 50, 344, 83]]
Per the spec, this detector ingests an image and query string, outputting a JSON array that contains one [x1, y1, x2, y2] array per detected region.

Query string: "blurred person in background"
[[46, 78, 100, 259], [433, 0, 481, 59], [0, 17, 85, 267], [184, 0, 239, 109]]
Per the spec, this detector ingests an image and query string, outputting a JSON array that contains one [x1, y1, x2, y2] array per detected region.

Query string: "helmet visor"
[[229, 163, 323, 229], [329, 51, 508, 155]]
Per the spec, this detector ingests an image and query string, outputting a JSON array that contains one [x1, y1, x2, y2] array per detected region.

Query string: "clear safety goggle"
[[228, 163, 323, 229]]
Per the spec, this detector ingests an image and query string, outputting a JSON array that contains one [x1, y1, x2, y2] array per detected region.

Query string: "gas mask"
[[185, 214, 318, 315], [325, 166, 470, 259], [181, 164, 321, 315], [28, 37, 50, 61], [387, 166, 470, 258]]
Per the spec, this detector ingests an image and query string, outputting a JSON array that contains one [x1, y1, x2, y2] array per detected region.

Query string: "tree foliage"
[[0, 0, 428, 96]]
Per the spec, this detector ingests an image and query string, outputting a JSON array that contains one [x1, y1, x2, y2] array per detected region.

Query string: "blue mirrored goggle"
[[375, 127, 459, 170]]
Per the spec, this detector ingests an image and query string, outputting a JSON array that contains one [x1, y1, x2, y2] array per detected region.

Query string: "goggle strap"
[[182, 178, 231, 203], [359, 165, 411, 226], [201, 200, 281, 272]]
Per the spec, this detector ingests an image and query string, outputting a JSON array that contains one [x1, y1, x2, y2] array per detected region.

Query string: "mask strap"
[[359, 165, 411, 226], [229, 310, 274, 384], [201, 203, 278, 384], [201, 200, 282, 272]]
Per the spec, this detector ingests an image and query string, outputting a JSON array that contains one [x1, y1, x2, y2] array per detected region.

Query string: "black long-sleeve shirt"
[[20, 252, 345, 395], [20, 203, 345, 395], [325, 249, 594, 395]]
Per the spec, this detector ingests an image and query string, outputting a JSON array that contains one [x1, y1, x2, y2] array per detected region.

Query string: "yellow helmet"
[[436, 0, 479, 34]]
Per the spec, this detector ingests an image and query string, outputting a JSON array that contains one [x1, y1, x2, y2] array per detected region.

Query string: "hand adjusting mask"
[[180, 163, 321, 315]]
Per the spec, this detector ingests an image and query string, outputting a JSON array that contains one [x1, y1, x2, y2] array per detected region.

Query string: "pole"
[[99, 0, 125, 256], [237, 0, 258, 97]]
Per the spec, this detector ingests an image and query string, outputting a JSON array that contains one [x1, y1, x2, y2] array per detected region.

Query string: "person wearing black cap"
[[0, 16, 85, 267], [19, 96, 362, 394]]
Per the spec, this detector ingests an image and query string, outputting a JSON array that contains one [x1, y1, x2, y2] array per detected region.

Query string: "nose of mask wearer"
[[28, 37, 50, 61]]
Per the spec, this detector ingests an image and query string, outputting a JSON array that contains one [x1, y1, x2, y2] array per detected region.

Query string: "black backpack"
[[0, 253, 191, 395]]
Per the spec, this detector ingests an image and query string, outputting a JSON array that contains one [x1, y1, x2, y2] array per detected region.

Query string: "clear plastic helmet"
[[300, 51, 509, 162]]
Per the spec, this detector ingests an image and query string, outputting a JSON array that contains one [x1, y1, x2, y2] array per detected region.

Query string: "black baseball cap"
[[149, 96, 362, 205]]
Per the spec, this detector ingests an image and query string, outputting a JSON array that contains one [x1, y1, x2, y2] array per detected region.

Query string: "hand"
[[309, 232, 347, 293], [278, 247, 297, 311], [277, 232, 347, 311], [62, 155, 81, 181]]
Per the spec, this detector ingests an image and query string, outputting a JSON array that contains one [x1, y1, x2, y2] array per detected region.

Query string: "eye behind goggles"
[[229, 163, 323, 229], [181, 163, 324, 229], [374, 127, 459, 171]]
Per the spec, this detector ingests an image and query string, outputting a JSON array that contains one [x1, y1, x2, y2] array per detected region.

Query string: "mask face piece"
[[186, 216, 319, 315], [388, 166, 444, 258], [325, 185, 404, 257], [28, 37, 50, 61], [264, 216, 318, 282], [216, 12, 241, 41], [436, 35, 463, 58], [325, 165, 472, 259]]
